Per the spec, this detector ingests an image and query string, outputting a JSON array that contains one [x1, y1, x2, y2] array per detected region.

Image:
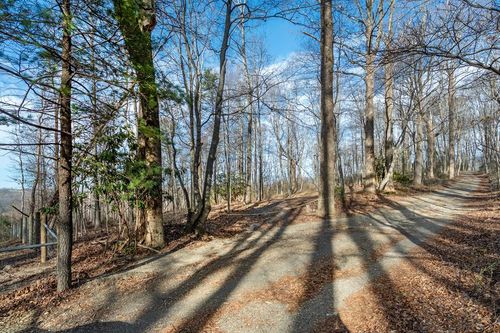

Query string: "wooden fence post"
[[40, 213, 47, 264], [21, 216, 27, 244]]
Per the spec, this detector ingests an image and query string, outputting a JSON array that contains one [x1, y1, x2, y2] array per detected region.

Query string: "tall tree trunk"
[[90, 29, 101, 228], [363, 51, 376, 192], [253, 108, 258, 200], [239, 3, 253, 203], [318, 0, 337, 218], [382, 60, 395, 191], [447, 64, 456, 179], [168, 120, 190, 216], [57, 0, 73, 291], [413, 111, 424, 185], [257, 102, 263, 201], [286, 123, 293, 195], [425, 110, 435, 179], [401, 140, 406, 176], [178, 5, 202, 212], [30, 117, 43, 218], [362, 0, 384, 192], [114, 0, 164, 247], [54, 96, 59, 197], [337, 152, 347, 209], [413, 60, 425, 186], [187, 0, 232, 232], [379, 0, 395, 192], [238, 121, 244, 179], [223, 114, 231, 212], [169, 143, 177, 213], [456, 131, 462, 176], [192, 81, 202, 207]]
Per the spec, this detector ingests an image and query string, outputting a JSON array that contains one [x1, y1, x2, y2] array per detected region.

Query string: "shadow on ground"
[[22, 174, 491, 333]]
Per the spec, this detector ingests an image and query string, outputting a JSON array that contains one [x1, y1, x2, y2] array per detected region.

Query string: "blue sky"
[[256, 18, 302, 60], [0, 17, 302, 189], [0, 125, 16, 188], [0, 76, 24, 188]]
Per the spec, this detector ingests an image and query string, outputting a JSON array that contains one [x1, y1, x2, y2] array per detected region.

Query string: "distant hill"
[[0, 188, 23, 215]]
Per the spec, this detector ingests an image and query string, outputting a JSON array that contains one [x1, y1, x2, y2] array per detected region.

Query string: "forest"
[[0, 0, 499, 332]]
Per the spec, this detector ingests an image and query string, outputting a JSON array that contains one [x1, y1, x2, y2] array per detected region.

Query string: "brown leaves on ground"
[[162, 261, 343, 333], [339, 182, 500, 333], [345, 181, 445, 216], [205, 187, 426, 236], [1, 178, 483, 332], [205, 194, 319, 236], [164, 235, 406, 333], [0, 229, 154, 325]]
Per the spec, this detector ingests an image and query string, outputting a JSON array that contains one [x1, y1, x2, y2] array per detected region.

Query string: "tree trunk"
[[239, 4, 253, 204], [362, 0, 385, 192], [90, 31, 101, 229], [56, 0, 73, 291], [257, 103, 263, 201], [337, 152, 347, 209], [425, 110, 435, 179], [168, 119, 190, 215], [363, 52, 376, 192], [178, 6, 202, 212], [30, 117, 43, 219], [186, 0, 232, 232], [223, 114, 231, 212], [113, 0, 164, 248], [413, 111, 424, 186], [447, 65, 456, 179], [318, 0, 337, 218], [380, 1, 395, 192], [383, 61, 395, 185]]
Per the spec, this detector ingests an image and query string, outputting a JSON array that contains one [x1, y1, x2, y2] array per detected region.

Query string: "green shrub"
[[214, 173, 246, 200], [375, 156, 386, 181], [393, 172, 411, 185], [335, 185, 345, 197]]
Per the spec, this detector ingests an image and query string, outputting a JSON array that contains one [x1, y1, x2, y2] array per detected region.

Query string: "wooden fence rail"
[[0, 242, 58, 253], [2, 213, 57, 263]]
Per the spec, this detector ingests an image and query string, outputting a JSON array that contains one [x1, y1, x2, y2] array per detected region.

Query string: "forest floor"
[[0, 173, 498, 332]]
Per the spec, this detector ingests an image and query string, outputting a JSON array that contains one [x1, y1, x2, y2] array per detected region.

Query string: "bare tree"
[[358, 0, 386, 192], [113, 0, 165, 247], [447, 63, 456, 179], [318, 0, 336, 217], [186, 0, 233, 232]]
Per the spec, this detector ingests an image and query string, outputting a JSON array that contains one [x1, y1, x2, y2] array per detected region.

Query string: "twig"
[[11, 205, 29, 217], [137, 243, 161, 254]]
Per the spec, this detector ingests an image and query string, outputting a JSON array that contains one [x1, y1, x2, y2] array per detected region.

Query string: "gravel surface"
[[5, 175, 484, 333]]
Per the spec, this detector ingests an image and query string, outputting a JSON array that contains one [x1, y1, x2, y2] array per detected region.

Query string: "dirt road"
[[12, 175, 483, 333]]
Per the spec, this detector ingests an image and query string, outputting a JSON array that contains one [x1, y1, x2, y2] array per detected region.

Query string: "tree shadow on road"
[[168, 206, 303, 332], [31, 205, 304, 332], [27, 176, 490, 333], [339, 175, 491, 331], [374, 182, 499, 311], [290, 216, 348, 332]]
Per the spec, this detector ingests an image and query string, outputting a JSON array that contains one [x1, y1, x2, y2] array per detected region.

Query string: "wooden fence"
[[2, 212, 57, 263]]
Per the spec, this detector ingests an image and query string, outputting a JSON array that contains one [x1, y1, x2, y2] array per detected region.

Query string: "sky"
[[0, 124, 16, 188], [0, 76, 25, 188], [0, 17, 303, 189], [255, 18, 303, 60]]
